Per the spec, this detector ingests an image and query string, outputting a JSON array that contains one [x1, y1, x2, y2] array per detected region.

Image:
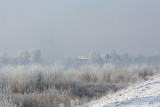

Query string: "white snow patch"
[[84, 74, 160, 107]]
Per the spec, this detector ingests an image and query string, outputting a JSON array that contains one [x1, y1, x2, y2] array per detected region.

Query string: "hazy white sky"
[[0, 0, 160, 61]]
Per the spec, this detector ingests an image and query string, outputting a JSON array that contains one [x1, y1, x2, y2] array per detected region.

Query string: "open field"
[[0, 64, 159, 107]]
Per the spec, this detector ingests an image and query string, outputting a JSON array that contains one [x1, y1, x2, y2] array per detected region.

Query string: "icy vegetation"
[[0, 64, 159, 107]]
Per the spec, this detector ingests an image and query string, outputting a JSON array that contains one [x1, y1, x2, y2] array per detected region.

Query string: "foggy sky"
[[0, 0, 160, 62]]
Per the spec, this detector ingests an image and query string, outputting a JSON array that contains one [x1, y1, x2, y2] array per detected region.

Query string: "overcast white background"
[[0, 0, 160, 62]]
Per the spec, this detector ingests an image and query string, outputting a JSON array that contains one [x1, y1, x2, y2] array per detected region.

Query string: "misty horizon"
[[0, 0, 160, 62]]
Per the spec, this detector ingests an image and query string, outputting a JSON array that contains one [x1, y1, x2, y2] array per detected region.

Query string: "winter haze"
[[0, 0, 160, 62]]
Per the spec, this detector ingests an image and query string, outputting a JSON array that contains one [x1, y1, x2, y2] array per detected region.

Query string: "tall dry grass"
[[0, 64, 159, 107]]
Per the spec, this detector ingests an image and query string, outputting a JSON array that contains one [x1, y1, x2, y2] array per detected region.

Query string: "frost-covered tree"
[[134, 54, 146, 64], [109, 50, 120, 62], [120, 53, 132, 62], [28, 49, 43, 64], [15, 51, 30, 64], [88, 51, 102, 64], [0, 53, 10, 65]]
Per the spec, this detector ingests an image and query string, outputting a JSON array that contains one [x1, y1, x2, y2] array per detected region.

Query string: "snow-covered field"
[[86, 74, 160, 107]]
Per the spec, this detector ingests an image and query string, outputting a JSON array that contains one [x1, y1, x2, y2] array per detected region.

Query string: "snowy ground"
[[85, 74, 160, 107]]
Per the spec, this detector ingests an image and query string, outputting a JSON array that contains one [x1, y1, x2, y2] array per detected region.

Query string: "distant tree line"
[[0, 49, 43, 66], [60, 50, 160, 67], [1, 49, 160, 67]]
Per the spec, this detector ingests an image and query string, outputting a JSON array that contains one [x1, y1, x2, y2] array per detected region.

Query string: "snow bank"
[[87, 74, 160, 107]]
